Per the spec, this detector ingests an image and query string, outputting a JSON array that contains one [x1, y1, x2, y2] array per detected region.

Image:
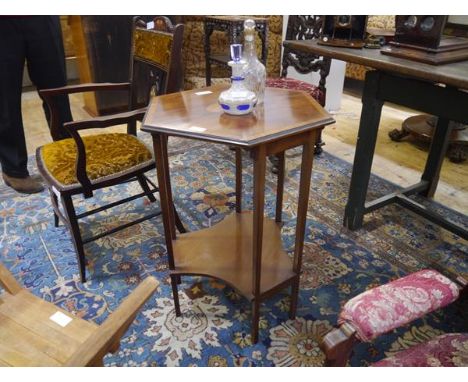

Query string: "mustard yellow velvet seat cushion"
[[41, 133, 153, 186]]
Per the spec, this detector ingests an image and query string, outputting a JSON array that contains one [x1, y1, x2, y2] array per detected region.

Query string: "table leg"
[[235, 148, 242, 213], [290, 131, 316, 319], [152, 133, 181, 316], [161, 135, 176, 240], [419, 117, 453, 198], [251, 144, 266, 344], [343, 71, 384, 230], [275, 151, 285, 223]]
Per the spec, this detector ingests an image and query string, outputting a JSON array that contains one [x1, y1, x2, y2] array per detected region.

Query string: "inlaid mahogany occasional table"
[[141, 86, 334, 342], [283, 40, 468, 240]]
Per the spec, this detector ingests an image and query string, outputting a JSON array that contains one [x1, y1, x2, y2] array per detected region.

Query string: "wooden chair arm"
[[39, 82, 133, 142], [64, 107, 147, 132], [0, 263, 23, 295], [64, 276, 159, 366], [39, 82, 132, 98]]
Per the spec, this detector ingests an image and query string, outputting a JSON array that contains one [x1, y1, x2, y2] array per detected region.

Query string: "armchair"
[[36, 16, 186, 282]]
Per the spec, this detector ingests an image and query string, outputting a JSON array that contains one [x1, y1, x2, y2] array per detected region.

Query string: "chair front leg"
[[320, 323, 358, 367], [60, 194, 87, 283]]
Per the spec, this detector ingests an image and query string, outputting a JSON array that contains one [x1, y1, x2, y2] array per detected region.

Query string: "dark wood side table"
[[204, 16, 268, 86], [389, 115, 467, 163], [283, 40, 468, 240], [141, 86, 334, 343]]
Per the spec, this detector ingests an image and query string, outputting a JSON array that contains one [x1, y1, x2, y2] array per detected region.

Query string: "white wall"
[[281, 16, 346, 112]]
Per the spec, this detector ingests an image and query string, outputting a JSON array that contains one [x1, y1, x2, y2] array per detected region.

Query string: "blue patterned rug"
[[1, 135, 467, 367]]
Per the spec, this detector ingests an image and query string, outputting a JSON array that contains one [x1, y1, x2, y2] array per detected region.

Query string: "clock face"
[[337, 15, 351, 27], [420, 16, 436, 32], [404, 16, 418, 29], [403, 15, 438, 33]]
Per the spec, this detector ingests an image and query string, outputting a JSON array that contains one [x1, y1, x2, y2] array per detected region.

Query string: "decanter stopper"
[[218, 44, 257, 115]]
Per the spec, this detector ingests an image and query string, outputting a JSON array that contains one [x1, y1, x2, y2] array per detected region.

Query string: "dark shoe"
[[2, 173, 44, 194]]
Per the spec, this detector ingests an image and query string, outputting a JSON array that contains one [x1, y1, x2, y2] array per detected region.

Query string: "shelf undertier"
[[172, 212, 296, 301]]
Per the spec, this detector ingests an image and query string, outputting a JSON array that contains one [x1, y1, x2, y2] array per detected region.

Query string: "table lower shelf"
[[171, 212, 296, 301]]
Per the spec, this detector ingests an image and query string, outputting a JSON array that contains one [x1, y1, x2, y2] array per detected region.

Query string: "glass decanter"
[[218, 44, 257, 115], [242, 19, 266, 104]]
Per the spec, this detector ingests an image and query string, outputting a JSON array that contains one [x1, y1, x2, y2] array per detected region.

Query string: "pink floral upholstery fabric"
[[373, 333, 468, 367], [339, 270, 460, 342], [266, 77, 323, 105]]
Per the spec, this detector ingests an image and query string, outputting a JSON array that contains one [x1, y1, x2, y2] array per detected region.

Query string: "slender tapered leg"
[[170, 274, 181, 316], [343, 71, 384, 230], [419, 117, 453, 198], [152, 133, 180, 312], [251, 144, 266, 344], [275, 151, 285, 223], [290, 131, 316, 318], [173, 206, 186, 234], [235, 148, 242, 213], [49, 189, 60, 227], [60, 194, 87, 283], [160, 136, 176, 240]]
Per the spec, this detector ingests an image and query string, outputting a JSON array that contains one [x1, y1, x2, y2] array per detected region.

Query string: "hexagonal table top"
[[142, 85, 334, 147]]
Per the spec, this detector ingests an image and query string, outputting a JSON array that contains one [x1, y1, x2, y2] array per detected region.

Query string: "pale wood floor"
[[20, 87, 467, 215]]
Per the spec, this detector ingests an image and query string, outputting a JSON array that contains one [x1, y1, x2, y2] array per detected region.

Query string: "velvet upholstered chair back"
[[129, 16, 185, 112]]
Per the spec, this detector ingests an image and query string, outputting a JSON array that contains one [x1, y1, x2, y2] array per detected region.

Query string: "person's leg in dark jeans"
[[0, 18, 30, 181], [0, 16, 71, 194], [25, 16, 72, 140]]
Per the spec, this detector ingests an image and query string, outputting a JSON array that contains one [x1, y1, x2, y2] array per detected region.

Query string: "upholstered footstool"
[[338, 269, 460, 342], [321, 269, 465, 366]]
